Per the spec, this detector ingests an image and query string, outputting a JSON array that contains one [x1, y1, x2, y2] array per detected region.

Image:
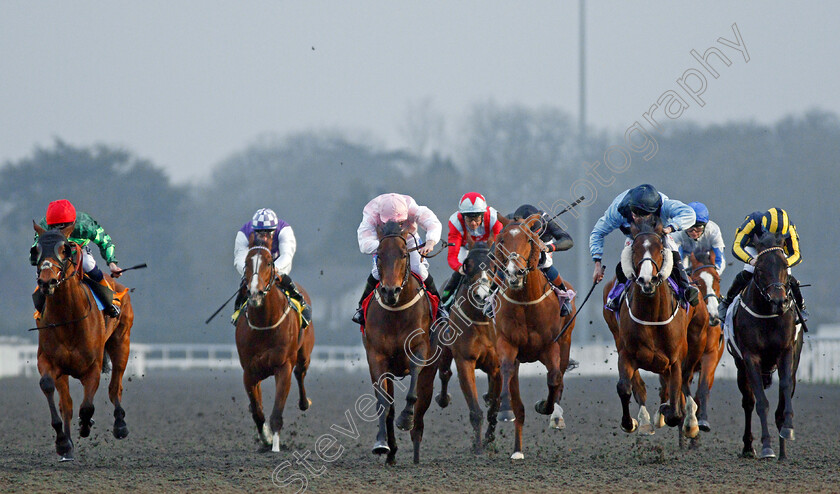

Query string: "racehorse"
[[235, 231, 314, 452], [686, 251, 725, 432], [604, 217, 697, 441], [491, 214, 575, 460], [362, 220, 437, 464], [434, 240, 501, 453], [729, 232, 803, 460], [32, 222, 134, 461]]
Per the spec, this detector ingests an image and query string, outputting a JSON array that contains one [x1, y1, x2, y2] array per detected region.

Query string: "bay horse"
[[235, 231, 314, 452], [362, 220, 438, 465], [32, 222, 134, 461], [434, 240, 501, 453], [604, 217, 698, 441], [490, 214, 575, 460], [685, 251, 725, 432], [729, 232, 803, 460]]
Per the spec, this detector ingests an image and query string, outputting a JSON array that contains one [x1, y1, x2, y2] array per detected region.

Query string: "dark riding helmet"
[[512, 204, 541, 219], [628, 184, 662, 213]]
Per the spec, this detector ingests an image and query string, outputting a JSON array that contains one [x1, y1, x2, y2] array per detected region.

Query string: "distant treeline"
[[2, 105, 835, 344]]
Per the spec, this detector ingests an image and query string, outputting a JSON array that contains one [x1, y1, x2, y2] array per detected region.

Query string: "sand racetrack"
[[1, 367, 838, 493]]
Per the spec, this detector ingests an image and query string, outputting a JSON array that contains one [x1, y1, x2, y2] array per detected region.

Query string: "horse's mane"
[[636, 215, 662, 233], [380, 220, 404, 238], [756, 231, 783, 251]]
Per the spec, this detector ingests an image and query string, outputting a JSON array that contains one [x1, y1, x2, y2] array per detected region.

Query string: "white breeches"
[[371, 235, 429, 281], [538, 252, 554, 269], [742, 246, 791, 274], [82, 247, 97, 273]]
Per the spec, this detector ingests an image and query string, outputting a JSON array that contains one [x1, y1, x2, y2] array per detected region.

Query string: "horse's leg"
[[39, 368, 74, 460], [535, 345, 565, 431], [105, 336, 130, 439], [484, 363, 502, 448], [742, 354, 775, 459], [78, 366, 102, 439], [435, 345, 453, 408], [269, 361, 293, 453], [616, 351, 638, 433], [660, 363, 685, 429], [244, 373, 270, 448], [695, 350, 716, 432], [509, 363, 526, 460], [776, 348, 796, 461], [395, 358, 420, 432], [455, 357, 483, 453], [496, 338, 517, 423], [633, 370, 656, 435], [294, 345, 312, 411], [410, 358, 437, 464], [385, 378, 397, 465], [681, 363, 700, 446], [734, 356, 756, 457], [369, 360, 393, 457]]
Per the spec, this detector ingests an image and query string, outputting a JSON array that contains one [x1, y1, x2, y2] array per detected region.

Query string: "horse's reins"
[[244, 245, 292, 331], [739, 246, 791, 319], [373, 233, 425, 311], [30, 245, 95, 331], [631, 231, 666, 288], [624, 231, 680, 325]]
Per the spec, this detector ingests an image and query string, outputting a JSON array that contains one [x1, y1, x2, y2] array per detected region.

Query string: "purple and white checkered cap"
[[251, 208, 279, 230]]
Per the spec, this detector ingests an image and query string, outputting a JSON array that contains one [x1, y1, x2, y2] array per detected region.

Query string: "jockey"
[[717, 208, 807, 322], [352, 193, 443, 325], [672, 202, 726, 275], [31, 199, 122, 318], [439, 192, 507, 311], [504, 204, 575, 315], [590, 184, 700, 311], [232, 208, 311, 326]]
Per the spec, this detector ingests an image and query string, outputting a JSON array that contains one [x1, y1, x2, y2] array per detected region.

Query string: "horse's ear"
[[60, 224, 74, 239], [62, 242, 73, 259], [689, 252, 698, 266], [523, 213, 542, 230], [33, 220, 46, 236], [629, 222, 641, 236], [248, 232, 255, 245], [653, 220, 664, 236]]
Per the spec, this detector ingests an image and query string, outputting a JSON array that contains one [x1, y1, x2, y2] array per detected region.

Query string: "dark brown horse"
[[434, 240, 501, 453], [729, 232, 803, 460], [362, 220, 437, 464], [32, 222, 134, 461], [235, 231, 314, 452], [605, 217, 697, 440], [491, 214, 576, 460], [686, 251, 725, 432]]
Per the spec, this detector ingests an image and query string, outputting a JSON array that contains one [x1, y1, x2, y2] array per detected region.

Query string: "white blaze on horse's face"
[[40, 260, 54, 271], [475, 271, 492, 300], [699, 271, 719, 316], [249, 254, 261, 296], [637, 239, 654, 283]]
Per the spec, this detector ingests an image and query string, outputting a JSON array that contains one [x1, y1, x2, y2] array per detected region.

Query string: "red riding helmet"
[[46, 199, 77, 226]]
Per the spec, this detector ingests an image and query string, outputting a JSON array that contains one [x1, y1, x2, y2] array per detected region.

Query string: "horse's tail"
[[102, 353, 112, 374]]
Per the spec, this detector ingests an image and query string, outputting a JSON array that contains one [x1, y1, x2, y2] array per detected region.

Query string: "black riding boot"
[[352, 274, 378, 325], [606, 262, 628, 311], [279, 274, 312, 328], [671, 251, 700, 306], [440, 271, 464, 308], [542, 266, 572, 316], [32, 290, 46, 314], [718, 270, 753, 320], [85, 275, 120, 318], [789, 275, 809, 323], [423, 274, 447, 319]]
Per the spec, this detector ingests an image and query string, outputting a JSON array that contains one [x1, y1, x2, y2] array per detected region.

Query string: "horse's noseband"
[[246, 245, 277, 300]]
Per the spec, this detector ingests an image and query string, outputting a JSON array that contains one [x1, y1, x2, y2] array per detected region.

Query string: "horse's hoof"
[[534, 400, 552, 416], [259, 424, 272, 447], [698, 419, 711, 432], [498, 410, 516, 423], [372, 441, 390, 455], [759, 447, 776, 459], [510, 451, 525, 460], [272, 432, 281, 453], [57, 438, 73, 457], [621, 418, 639, 434], [549, 403, 565, 430], [435, 393, 451, 409], [299, 398, 312, 411], [654, 410, 665, 429], [780, 427, 795, 441], [59, 455, 75, 462], [684, 424, 699, 439], [395, 411, 414, 431], [741, 447, 756, 458], [637, 424, 655, 436], [113, 424, 129, 440], [80, 418, 94, 438]]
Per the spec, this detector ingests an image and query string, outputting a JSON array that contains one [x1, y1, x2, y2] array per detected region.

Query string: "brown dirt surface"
[[1, 369, 838, 493]]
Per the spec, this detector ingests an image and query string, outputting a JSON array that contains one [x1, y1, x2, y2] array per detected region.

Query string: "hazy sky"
[[2, 1, 838, 184]]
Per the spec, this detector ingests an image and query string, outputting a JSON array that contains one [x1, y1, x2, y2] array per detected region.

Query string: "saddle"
[[359, 273, 439, 335]]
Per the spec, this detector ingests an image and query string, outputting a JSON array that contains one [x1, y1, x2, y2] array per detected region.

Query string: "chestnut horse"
[[362, 220, 438, 464], [491, 214, 575, 460], [235, 231, 314, 452], [605, 217, 697, 440], [729, 232, 803, 460], [435, 241, 501, 453], [685, 251, 725, 432], [32, 222, 134, 461]]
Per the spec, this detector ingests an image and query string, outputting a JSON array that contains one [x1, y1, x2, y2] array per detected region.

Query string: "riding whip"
[[553, 264, 605, 343], [205, 288, 241, 325], [113, 263, 147, 275]]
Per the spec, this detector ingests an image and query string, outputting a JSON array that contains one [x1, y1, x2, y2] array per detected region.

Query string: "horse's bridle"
[[751, 246, 791, 306], [246, 245, 277, 300], [35, 241, 83, 289], [495, 225, 538, 285], [631, 231, 666, 288], [376, 233, 412, 292]]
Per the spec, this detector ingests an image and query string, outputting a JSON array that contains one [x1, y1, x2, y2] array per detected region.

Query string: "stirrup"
[[606, 296, 620, 312], [105, 304, 120, 318], [351, 307, 364, 325]]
